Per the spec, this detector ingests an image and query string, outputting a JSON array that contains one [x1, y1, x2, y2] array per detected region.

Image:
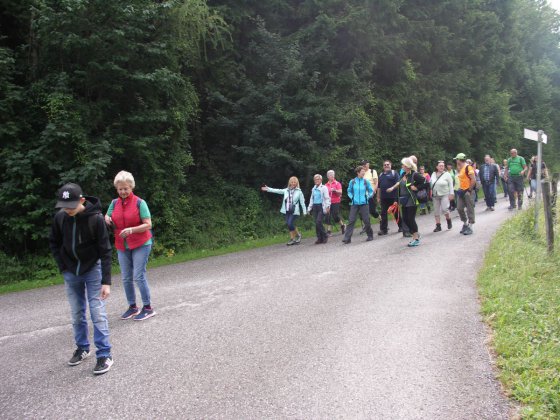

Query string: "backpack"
[[111, 197, 153, 237], [349, 178, 369, 203]]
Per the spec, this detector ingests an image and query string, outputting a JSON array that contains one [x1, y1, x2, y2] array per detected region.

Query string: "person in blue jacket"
[[342, 165, 374, 243], [262, 176, 307, 246]]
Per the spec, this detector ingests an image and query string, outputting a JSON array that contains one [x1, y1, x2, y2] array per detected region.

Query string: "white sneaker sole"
[[133, 311, 156, 321]]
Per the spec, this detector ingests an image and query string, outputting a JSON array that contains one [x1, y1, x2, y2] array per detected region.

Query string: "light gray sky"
[[549, 0, 560, 11]]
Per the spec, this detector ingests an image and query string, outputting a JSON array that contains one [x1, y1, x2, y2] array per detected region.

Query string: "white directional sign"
[[524, 128, 548, 144]]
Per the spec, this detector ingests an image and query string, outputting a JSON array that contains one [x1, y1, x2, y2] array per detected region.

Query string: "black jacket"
[[479, 163, 499, 184], [49, 196, 112, 285]]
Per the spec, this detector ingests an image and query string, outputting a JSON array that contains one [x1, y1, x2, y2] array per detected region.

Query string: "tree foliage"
[[1, 0, 559, 258]]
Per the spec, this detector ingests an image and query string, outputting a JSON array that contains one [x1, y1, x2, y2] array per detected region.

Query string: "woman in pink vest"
[[105, 171, 156, 321]]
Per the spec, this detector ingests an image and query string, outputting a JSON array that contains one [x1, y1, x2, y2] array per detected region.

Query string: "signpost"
[[523, 128, 547, 233]]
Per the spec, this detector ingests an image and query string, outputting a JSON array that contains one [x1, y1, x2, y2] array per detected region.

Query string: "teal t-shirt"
[[507, 156, 526, 176], [107, 198, 152, 248]]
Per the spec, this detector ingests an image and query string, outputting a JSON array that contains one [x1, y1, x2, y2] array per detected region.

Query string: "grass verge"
[[478, 210, 560, 418]]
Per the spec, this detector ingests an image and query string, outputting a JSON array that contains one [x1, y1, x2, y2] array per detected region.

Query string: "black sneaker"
[[366, 236, 373, 241], [68, 348, 90, 366], [463, 225, 473, 235], [378, 230, 388, 236], [342, 239, 351, 244], [460, 224, 468, 234], [433, 224, 442, 232], [403, 232, 412, 238], [446, 219, 452, 229], [93, 357, 114, 375]]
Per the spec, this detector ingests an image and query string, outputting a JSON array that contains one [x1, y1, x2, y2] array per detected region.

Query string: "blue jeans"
[[117, 244, 152, 307], [284, 212, 298, 232], [482, 182, 496, 208], [63, 262, 111, 358]]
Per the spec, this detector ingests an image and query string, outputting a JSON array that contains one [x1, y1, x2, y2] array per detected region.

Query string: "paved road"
[[0, 197, 515, 419]]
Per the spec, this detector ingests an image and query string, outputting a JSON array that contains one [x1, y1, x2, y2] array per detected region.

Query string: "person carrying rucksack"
[[386, 157, 427, 247], [342, 165, 374, 243], [49, 183, 114, 375], [454, 153, 476, 235], [377, 160, 400, 235], [105, 171, 156, 321], [430, 161, 454, 232], [504, 148, 528, 210]]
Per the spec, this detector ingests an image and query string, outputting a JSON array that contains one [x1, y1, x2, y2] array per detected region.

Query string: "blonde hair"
[[113, 170, 135, 189], [401, 157, 417, 172], [287, 176, 300, 188]]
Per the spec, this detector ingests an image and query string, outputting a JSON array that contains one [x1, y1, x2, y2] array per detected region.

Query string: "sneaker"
[[378, 230, 388, 236], [446, 219, 452, 229], [508, 206, 514, 211], [121, 305, 140, 320], [433, 224, 442, 232], [398, 228, 403, 233], [403, 232, 412, 238], [485, 207, 491, 211], [134, 306, 156, 321], [322, 236, 328, 244], [93, 357, 113, 375], [407, 239, 420, 247], [490, 207, 495, 211], [68, 348, 90, 366], [341, 224, 346, 234], [359, 228, 366, 235], [460, 224, 468, 234], [463, 225, 473, 235], [286, 239, 296, 246], [342, 239, 351, 244], [295, 233, 302, 243], [327, 231, 332, 237], [366, 236, 373, 241], [315, 239, 323, 244]]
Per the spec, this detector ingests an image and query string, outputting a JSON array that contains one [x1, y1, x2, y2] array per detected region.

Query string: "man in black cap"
[[49, 183, 114, 375]]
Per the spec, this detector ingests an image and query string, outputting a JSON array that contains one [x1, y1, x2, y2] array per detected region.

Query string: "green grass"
[[0, 228, 317, 295], [478, 209, 560, 419]]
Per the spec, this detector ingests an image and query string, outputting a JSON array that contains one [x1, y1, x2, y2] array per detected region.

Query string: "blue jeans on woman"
[[284, 211, 298, 231], [117, 244, 152, 307], [63, 262, 111, 358]]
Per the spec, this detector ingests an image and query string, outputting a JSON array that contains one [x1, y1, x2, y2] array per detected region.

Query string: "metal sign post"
[[523, 128, 548, 233]]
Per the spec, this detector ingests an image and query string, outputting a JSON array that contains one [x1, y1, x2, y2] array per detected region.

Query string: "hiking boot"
[[463, 225, 473, 235], [446, 219, 452, 229], [323, 236, 328, 244], [121, 305, 141, 320], [295, 233, 302, 243], [327, 230, 332, 237], [134, 306, 156, 321], [341, 224, 346, 234], [378, 230, 388, 236], [398, 228, 403, 233], [286, 239, 296, 246], [68, 348, 90, 366], [366, 236, 373, 241], [460, 224, 468, 234], [433, 223, 442, 232], [93, 357, 113, 375], [508, 206, 514, 211], [342, 239, 351, 244], [407, 239, 420, 247], [315, 239, 323, 244]]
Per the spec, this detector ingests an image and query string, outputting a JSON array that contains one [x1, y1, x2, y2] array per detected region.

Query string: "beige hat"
[[401, 157, 417, 172]]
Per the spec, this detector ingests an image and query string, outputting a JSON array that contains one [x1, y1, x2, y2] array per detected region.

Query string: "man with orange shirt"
[[454, 153, 476, 235]]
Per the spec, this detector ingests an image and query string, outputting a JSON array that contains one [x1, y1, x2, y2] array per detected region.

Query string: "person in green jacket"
[[262, 176, 307, 246]]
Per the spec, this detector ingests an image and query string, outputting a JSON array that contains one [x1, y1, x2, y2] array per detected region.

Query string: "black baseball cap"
[[55, 183, 83, 209]]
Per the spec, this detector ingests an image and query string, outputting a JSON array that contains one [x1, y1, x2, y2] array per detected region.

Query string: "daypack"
[[111, 197, 153, 237], [349, 178, 369, 204]]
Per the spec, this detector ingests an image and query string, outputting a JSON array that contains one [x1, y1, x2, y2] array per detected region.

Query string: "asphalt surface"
[[0, 196, 516, 419]]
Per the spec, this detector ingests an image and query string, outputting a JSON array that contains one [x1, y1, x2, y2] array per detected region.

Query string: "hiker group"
[[48, 148, 546, 375], [263, 148, 547, 247]]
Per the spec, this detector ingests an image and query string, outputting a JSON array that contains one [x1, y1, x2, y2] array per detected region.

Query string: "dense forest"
[[1, 0, 559, 279]]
